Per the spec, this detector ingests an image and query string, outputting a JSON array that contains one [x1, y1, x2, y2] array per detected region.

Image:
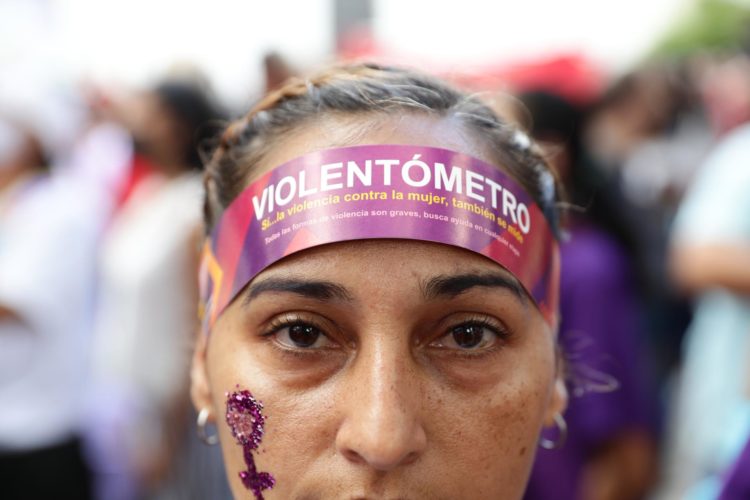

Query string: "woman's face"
[[191, 114, 567, 499]]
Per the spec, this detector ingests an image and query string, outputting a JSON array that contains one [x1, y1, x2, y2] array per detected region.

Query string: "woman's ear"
[[544, 377, 568, 427], [191, 330, 216, 419], [544, 349, 569, 426]]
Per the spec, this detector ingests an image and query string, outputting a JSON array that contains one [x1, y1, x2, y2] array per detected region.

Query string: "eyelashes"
[[429, 316, 511, 354], [262, 313, 335, 350], [259, 312, 513, 358]]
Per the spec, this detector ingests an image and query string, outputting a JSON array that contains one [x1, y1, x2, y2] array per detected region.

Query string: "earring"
[[197, 407, 219, 446], [539, 413, 567, 450]]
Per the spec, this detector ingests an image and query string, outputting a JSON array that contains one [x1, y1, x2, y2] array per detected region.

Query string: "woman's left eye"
[[273, 322, 334, 350], [431, 322, 505, 351]]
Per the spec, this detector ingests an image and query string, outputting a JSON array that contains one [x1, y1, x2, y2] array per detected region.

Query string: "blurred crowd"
[[1, 39, 750, 500]]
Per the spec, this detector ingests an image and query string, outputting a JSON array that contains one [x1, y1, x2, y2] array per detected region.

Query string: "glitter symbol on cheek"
[[226, 388, 275, 499]]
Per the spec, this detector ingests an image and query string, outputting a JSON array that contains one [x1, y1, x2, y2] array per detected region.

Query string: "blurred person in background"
[[0, 90, 102, 499], [656, 60, 750, 496], [718, 425, 750, 499], [698, 54, 750, 137], [583, 62, 709, 378], [519, 91, 658, 500], [85, 77, 229, 500]]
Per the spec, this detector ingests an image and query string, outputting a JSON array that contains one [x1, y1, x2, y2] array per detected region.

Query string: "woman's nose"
[[334, 342, 428, 471]]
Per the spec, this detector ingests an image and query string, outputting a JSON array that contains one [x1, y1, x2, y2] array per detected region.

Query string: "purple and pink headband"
[[199, 145, 560, 331]]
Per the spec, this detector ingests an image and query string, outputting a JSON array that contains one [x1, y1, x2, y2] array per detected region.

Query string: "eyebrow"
[[422, 273, 527, 302], [243, 278, 354, 306]]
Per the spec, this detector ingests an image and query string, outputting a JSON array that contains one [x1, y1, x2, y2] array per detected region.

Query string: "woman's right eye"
[[273, 322, 333, 350]]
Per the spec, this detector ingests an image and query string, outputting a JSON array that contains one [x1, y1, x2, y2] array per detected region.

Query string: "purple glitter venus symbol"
[[226, 388, 276, 499]]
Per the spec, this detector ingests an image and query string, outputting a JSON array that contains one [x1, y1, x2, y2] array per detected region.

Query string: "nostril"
[[342, 447, 367, 465], [341, 442, 423, 471], [400, 451, 420, 466]]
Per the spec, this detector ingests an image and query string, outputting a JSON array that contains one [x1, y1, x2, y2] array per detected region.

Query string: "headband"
[[199, 145, 560, 331]]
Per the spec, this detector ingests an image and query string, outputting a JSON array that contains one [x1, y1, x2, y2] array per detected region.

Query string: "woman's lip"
[[346, 495, 410, 500], [347, 497, 393, 500]]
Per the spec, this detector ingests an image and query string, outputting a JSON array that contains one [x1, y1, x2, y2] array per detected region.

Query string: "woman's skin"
[[191, 113, 567, 499]]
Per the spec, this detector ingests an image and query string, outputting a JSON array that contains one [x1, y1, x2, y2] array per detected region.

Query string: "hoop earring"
[[539, 413, 567, 450], [197, 407, 219, 446]]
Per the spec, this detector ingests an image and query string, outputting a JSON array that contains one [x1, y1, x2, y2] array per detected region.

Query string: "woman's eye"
[[451, 324, 488, 348], [432, 322, 504, 351], [274, 323, 332, 349]]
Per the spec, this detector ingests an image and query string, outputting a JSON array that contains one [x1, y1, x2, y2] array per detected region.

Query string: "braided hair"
[[203, 63, 562, 237]]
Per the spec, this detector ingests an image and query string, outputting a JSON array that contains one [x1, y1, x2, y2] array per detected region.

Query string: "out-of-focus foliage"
[[653, 0, 750, 55]]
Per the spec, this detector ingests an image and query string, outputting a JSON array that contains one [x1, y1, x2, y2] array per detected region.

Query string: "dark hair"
[[153, 80, 225, 170], [520, 90, 636, 253], [203, 63, 562, 236]]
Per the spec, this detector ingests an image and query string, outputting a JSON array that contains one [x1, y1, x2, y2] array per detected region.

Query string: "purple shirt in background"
[[719, 435, 750, 500], [524, 222, 657, 500]]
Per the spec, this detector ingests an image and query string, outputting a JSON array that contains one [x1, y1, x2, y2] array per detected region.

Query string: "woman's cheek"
[[220, 380, 339, 498], [224, 389, 275, 498], [489, 375, 555, 486], [433, 375, 551, 496]]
